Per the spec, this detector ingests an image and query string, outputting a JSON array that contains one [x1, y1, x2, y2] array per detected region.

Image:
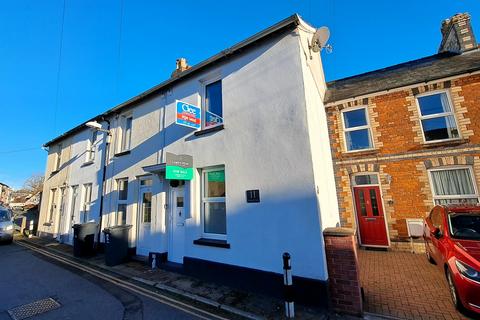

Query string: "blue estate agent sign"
[[175, 100, 201, 129]]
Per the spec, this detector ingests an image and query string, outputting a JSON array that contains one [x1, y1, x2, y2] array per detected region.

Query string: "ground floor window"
[[116, 178, 128, 225], [429, 167, 479, 205], [201, 167, 226, 238]]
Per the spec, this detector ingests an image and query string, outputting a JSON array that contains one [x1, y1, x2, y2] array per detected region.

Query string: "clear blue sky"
[[0, 0, 479, 189]]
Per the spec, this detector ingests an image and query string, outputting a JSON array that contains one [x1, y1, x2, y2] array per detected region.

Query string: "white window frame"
[[48, 188, 58, 222], [202, 77, 223, 130], [115, 178, 129, 226], [415, 90, 461, 144], [81, 183, 93, 223], [201, 166, 226, 240], [54, 144, 62, 171], [85, 130, 97, 163], [341, 106, 374, 153], [117, 114, 133, 153], [427, 166, 479, 204], [351, 172, 380, 187]]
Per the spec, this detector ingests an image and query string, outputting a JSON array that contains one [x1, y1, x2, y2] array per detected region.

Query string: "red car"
[[424, 205, 480, 314]]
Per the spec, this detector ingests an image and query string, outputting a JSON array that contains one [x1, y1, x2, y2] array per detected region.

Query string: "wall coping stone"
[[323, 227, 355, 237]]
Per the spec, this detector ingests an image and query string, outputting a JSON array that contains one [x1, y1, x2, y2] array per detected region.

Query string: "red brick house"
[[325, 13, 480, 250]]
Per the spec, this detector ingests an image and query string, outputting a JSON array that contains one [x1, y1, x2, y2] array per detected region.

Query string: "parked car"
[[0, 207, 14, 243], [424, 204, 480, 314]]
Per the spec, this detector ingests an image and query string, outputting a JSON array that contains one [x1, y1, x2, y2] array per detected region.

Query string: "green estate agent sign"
[[207, 170, 225, 182], [166, 152, 193, 180]]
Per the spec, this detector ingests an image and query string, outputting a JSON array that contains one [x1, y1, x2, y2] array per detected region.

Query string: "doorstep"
[[17, 235, 331, 319]]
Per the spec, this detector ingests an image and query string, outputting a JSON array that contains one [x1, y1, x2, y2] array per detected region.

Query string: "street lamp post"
[[85, 119, 111, 248]]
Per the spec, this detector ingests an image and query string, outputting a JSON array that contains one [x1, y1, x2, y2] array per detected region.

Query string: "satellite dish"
[[311, 26, 330, 52]]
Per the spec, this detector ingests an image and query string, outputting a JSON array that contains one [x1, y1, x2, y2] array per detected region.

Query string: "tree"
[[22, 174, 44, 194]]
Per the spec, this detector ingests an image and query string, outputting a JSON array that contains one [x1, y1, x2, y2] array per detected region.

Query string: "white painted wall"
[[99, 23, 339, 281]]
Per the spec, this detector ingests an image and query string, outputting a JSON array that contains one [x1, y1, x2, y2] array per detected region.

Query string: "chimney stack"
[[439, 13, 477, 53], [171, 58, 191, 77]]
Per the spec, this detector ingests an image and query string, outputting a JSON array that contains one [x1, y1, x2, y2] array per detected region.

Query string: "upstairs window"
[[342, 107, 373, 151], [204, 80, 223, 128], [429, 167, 479, 205], [417, 92, 459, 142], [118, 115, 132, 153], [54, 144, 62, 171], [85, 130, 98, 163]]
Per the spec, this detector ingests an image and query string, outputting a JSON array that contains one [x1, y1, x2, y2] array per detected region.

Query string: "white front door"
[[136, 180, 154, 256], [57, 187, 68, 242], [168, 186, 185, 263], [66, 186, 79, 244]]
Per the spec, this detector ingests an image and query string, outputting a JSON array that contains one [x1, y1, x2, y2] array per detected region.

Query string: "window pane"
[[430, 169, 475, 196], [418, 93, 451, 116], [206, 80, 222, 118], [205, 110, 223, 127], [435, 198, 479, 205], [140, 179, 152, 186], [205, 170, 225, 197], [118, 180, 128, 200], [346, 129, 372, 151], [117, 204, 127, 225], [122, 117, 132, 150], [354, 174, 378, 186], [358, 190, 367, 217], [142, 192, 152, 223], [344, 109, 367, 128], [422, 116, 459, 141], [370, 189, 379, 216], [204, 202, 226, 234]]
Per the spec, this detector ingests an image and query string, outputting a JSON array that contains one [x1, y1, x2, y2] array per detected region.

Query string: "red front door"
[[354, 186, 389, 246]]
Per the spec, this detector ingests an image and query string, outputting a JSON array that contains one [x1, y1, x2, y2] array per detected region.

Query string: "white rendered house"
[[39, 14, 339, 305]]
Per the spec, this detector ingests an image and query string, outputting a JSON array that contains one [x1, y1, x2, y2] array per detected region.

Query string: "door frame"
[[56, 187, 68, 241], [167, 184, 185, 263], [351, 172, 391, 248], [135, 176, 154, 255], [66, 185, 79, 244]]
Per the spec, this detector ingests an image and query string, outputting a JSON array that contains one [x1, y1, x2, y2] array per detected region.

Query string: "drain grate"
[[7, 298, 61, 320]]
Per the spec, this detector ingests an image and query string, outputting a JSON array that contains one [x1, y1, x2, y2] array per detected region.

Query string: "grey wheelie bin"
[[72, 222, 98, 257], [102, 225, 132, 266]]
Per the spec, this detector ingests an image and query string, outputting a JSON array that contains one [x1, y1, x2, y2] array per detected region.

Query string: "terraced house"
[[38, 15, 340, 305], [325, 13, 480, 250]]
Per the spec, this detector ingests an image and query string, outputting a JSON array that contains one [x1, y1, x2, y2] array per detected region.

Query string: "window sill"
[[194, 124, 224, 136], [421, 138, 469, 148], [193, 238, 230, 249], [342, 149, 379, 157], [81, 160, 94, 167], [114, 150, 131, 157], [43, 222, 52, 227]]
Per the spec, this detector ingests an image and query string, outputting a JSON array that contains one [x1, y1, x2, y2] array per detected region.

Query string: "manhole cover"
[[7, 298, 61, 320]]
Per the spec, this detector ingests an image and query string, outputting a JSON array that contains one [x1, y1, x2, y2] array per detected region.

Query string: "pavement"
[[13, 235, 336, 319], [358, 248, 477, 320], [0, 241, 201, 320]]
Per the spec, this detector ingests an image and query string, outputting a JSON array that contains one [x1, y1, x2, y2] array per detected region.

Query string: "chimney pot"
[[171, 58, 191, 77]]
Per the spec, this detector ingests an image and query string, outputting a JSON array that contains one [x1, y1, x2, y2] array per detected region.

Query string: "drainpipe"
[[97, 118, 111, 248]]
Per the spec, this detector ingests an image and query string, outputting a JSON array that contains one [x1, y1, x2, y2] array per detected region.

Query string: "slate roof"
[[324, 49, 480, 104]]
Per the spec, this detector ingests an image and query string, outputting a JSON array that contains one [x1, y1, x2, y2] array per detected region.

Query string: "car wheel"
[[447, 269, 463, 311], [425, 241, 435, 264]]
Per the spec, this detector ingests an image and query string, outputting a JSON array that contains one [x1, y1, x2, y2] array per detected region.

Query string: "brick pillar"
[[323, 227, 362, 316]]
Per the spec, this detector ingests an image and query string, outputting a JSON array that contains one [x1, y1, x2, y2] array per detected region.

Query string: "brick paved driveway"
[[358, 249, 475, 320]]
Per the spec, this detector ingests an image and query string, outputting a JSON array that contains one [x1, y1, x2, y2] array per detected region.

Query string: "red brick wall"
[[323, 228, 362, 316], [327, 74, 480, 246]]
